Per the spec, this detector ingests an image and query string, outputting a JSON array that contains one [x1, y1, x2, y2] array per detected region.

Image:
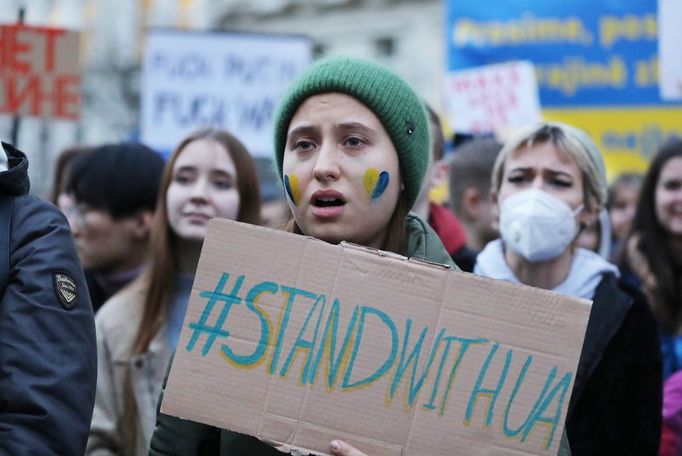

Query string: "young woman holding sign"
[[87, 128, 261, 455], [474, 121, 662, 455], [148, 58, 577, 456]]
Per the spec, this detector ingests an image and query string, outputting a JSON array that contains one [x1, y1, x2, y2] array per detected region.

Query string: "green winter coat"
[[148, 214, 571, 455]]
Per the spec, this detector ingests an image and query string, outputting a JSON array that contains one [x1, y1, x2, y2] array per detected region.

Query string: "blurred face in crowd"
[[166, 139, 241, 241], [283, 93, 401, 247], [69, 205, 149, 273], [655, 156, 682, 237], [609, 183, 640, 240], [58, 192, 76, 222], [496, 142, 594, 232], [576, 219, 600, 252]]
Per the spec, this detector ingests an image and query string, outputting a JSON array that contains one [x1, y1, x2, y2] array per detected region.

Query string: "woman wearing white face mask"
[[474, 122, 662, 455]]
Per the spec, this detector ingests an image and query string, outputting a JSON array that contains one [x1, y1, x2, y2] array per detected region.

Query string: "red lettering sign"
[[0, 25, 80, 119]]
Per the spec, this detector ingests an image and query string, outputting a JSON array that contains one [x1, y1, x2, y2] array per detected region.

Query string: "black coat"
[[566, 273, 662, 456], [0, 143, 97, 455]]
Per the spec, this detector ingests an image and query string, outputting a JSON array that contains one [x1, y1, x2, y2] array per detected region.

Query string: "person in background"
[[619, 139, 682, 380], [259, 173, 289, 228], [575, 208, 612, 258], [87, 128, 261, 455], [411, 104, 467, 264], [474, 121, 661, 455], [0, 141, 96, 455], [65, 143, 165, 312], [447, 137, 502, 271], [660, 370, 682, 456], [48, 145, 92, 213], [608, 171, 643, 258]]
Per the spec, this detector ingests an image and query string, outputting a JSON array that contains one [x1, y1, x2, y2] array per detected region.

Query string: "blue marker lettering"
[[279, 295, 326, 382], [502, 355, 534, 437], [389, 321, 445, 409], [187, 273, 245, 356], [342, 306, 398, 389], [464, 343, 513, 427], [437, 336, 489, 415], [308, 300, 360, 389], [521, 368, 573, 449], [268, 286, 317, 375], [220, 281, 278, 367]]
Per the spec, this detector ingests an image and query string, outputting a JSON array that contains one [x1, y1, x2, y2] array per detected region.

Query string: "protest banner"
[[0, 24, 80, 119], [446, 0, 682, 179], [161, 219, 591, 456], [659, 0, 682, 100], [443, 60, 541, 134], [140, 30, 311, 157]]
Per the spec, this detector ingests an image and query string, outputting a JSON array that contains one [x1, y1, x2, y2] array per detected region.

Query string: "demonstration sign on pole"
[[162, 219, 591, 456], [141, 30, 311, 157], [0, 24, 81, 120], [443, 60, 542, 134]]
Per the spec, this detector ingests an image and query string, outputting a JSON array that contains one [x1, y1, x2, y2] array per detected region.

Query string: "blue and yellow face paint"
[[284, 174, 301, 206], [363, 168, 390, 201]]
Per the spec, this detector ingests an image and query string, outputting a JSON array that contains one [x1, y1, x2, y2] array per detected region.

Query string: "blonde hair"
[[491, 122, 606, 212]]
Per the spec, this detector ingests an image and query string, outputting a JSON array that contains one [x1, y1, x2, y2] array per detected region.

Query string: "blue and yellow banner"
[[445, 0, 682, 177]]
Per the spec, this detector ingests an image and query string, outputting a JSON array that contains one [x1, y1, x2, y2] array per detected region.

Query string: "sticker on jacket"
[[54, 272, 78, 310]]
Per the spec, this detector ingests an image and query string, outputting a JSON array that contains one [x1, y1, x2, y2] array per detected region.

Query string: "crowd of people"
[[1, 56, 681, 456]]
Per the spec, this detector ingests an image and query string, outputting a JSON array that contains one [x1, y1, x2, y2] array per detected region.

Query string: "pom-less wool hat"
[[273, 56, 431, 209]]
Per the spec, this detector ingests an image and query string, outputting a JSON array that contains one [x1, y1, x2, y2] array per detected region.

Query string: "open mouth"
[[310, 190, 346, 217], [314, 197, 345, 208]]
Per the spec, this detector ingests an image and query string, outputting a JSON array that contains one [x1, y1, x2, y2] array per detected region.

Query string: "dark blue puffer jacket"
[[0, 142, 97, 455]]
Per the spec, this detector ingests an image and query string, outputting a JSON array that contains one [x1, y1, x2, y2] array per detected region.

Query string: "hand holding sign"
[[330, 440, 369, 456]]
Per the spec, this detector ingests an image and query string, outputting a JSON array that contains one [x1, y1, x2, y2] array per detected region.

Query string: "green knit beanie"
[[273, 56, 430, 209]]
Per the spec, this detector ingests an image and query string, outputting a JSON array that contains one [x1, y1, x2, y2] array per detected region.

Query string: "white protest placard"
[[659, 0, 682, 100], [141, 30, 311, 156], [443, 61, 541, 134], [162, 219, 591, 456]]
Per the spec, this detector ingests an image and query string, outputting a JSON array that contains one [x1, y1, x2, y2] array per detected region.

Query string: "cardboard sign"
[[443, 61, 541, 134], [659, 0, 682, 100], [0, 25, 80, 119], [162, 219, 591, 456], [141, 30, 311, 156]]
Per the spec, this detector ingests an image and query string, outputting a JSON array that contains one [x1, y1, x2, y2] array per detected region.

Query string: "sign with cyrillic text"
[[0, 25, 80, 119]]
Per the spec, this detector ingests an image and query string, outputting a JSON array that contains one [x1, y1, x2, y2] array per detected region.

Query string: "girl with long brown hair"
[[620, 139, 682, 378], [87, 128, 261, 455]]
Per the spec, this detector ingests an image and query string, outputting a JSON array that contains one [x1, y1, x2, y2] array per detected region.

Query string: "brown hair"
[[619, 139, 682, 332], [133, 127, 261, 354], [48, 145, 93, 204], [122, 128, 261, 449]]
